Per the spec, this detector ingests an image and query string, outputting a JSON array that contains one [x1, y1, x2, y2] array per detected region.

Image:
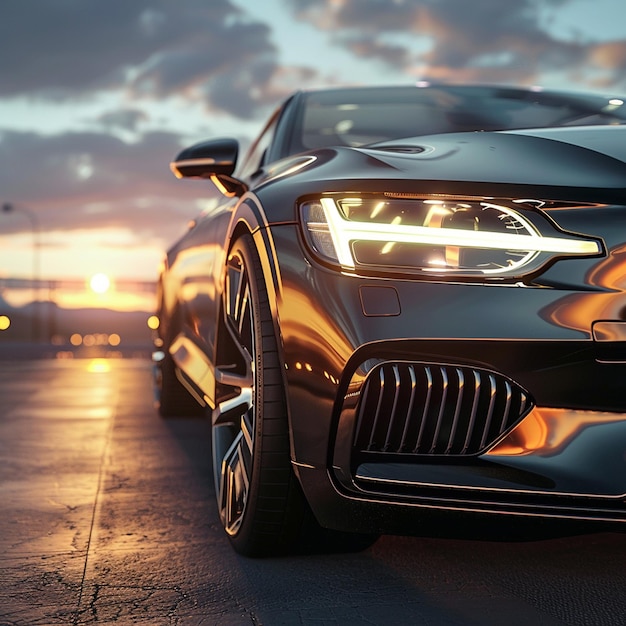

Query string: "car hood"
[[359, 125, 626, 188], [253, 125, 626, 223]]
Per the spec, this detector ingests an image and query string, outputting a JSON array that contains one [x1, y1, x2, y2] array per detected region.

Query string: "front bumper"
[[295, 343, 626, 532], [270, 226, 626, 530]]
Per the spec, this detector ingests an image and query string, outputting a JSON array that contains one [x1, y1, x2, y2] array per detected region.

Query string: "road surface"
[[1, 358, 625, 625]]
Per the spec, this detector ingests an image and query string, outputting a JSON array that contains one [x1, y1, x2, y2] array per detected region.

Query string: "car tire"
[[212, 234, 378, 556], [212, 234, 307, 557]]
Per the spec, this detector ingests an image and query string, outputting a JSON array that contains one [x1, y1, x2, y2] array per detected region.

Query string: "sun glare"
[[87, 358, 111, 373], [90, 273, 111, 294]]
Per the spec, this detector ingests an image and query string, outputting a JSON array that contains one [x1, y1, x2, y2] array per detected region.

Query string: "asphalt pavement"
[[1, 358, 626, 625]]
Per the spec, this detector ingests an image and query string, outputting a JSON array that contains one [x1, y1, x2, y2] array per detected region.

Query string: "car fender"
[[221, 193, 299, 457]]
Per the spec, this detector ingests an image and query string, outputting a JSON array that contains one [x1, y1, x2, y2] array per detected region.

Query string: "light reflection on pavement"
[[0, 358, 625, 625]]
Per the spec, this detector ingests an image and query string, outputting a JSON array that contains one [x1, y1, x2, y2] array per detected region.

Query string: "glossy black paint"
[[157, 85, 626, 542], [171, 137, 239, 178]]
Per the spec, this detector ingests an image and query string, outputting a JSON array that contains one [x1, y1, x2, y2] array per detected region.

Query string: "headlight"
[[301, 194, 601, 278]]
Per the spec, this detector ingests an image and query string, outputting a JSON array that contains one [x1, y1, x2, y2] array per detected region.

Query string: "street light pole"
[[2, 202, 41, 343]]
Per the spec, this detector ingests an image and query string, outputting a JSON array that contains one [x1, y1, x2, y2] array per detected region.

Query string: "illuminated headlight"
[[301, 195, 602, 277]]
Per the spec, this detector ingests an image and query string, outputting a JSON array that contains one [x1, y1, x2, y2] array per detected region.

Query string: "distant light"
[[70, 333, 82, 346], [415, 81, 430, 88], [0, 315, 10, 331], [147, 315, 160, 330], [90, 273, 110, 294], [83, 334, 96, 347], [108, 333, 121, 346]]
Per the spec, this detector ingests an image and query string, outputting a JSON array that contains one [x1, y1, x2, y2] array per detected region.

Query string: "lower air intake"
[[353, 362, 531, 456]]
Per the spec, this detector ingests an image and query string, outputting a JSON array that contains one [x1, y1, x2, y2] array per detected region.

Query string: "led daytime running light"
[[317, 197, 601, 271]]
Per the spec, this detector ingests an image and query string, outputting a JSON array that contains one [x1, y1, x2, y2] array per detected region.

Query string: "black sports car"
[[155, 84, 626, 556]]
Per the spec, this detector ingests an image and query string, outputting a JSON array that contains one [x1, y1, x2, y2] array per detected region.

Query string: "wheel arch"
[[224, 193, 285, 318], [216, 196, 295, 460]]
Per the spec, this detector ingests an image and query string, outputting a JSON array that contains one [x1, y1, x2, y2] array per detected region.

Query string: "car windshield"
[[291, 85, 626, 153]]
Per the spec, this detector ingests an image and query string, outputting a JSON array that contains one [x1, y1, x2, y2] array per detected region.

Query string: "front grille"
[[353, 362, 531, 456]]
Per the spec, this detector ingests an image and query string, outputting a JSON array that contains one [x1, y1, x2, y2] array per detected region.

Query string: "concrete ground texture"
[[1, 358, 626, 625]]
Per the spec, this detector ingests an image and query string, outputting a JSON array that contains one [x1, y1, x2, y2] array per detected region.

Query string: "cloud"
[[583, 41, 626, 87], [97, 109, 149, 133], [285, 0, 626, 88], [339, 36, 412, 67], [0, 129, 215, 244], [0, 0, 314, 119]]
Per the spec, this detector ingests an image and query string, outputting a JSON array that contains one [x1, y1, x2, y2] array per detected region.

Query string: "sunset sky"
[[1, 0, 626, 312]]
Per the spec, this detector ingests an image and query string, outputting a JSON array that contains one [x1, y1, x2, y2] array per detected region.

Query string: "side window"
[[237, 111, 279, 181]]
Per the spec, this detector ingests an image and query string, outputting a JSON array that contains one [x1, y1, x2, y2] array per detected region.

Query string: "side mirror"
[[170, 138, 247, 197]]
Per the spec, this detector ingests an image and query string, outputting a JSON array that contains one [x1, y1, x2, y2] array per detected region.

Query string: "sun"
[[90, 273, 111, 294]]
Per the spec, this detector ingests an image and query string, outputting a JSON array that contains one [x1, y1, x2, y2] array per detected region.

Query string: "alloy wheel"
[[212, 249, 255, 536]]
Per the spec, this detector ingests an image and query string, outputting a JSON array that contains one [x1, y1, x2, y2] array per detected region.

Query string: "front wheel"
[[212, 234, 378, 556], [211, 235, 305, 556]]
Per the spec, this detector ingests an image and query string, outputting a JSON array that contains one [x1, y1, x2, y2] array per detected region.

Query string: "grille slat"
[[353, 362, 531, 457], [479, 375, 498, 450], [445, 369, 464, 454], [461, 371, 481, 454], [499, 381, 513, 437], [383, 366, 402, 452], [399, 366, 417, 451], [413, 366, 433, 453], [429, 368, 449, 453], [367, 368, 386, 450]]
